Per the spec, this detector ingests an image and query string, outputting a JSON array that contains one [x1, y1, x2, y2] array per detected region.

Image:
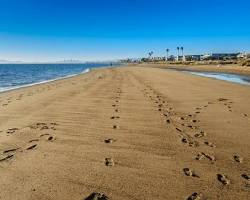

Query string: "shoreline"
[[0, 68, 91, 94], [0, 63, 119, 95], [0, 66, 249, 200], [0, 63, 120, 95]]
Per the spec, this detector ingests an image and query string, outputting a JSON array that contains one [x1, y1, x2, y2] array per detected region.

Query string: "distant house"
[[167, 55, 175, 61], [201, 53, 240, 60], [154, 57, 165, 61], [237, 53, 250, 59], [184, 55, 202, 61], [175, 56, 184, 61]]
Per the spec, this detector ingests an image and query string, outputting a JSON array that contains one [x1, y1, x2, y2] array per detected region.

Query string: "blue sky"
[[0, 0, 250, 62]]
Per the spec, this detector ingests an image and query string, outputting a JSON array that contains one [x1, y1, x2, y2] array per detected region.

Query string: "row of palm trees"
[[148, 47, 184, 60]]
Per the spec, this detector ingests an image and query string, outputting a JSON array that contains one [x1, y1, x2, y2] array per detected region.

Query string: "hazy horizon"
[[1, 0, 250, 62]]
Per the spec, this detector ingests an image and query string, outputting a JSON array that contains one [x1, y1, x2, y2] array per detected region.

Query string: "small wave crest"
[[81, 68, 90, 74]]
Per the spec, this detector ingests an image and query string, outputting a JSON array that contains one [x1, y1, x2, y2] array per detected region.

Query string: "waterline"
[[188, 71, 250, 86], [0, 68, 91, 93]]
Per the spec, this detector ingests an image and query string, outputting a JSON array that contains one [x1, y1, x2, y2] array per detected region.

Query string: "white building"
[[237, 53, 250, 59]]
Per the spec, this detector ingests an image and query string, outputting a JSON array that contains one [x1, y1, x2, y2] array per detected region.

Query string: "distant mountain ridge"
[[0, 59, 120, 64]]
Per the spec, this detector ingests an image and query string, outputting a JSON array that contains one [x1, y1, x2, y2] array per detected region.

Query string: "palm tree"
[[151, 51, 154, 57], [180, 47, 184, 61], [148, 51, 154, 59], [166, 49, 169, 61], [180, 47, 184, 57], [177, 47, 180, 61]]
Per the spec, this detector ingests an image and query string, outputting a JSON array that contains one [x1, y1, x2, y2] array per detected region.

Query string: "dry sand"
[[0, 66, 249, 200]]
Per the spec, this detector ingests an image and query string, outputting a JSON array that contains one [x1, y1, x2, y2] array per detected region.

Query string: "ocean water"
[[188, 71, 250, 86], [0, 63, 112, 93], [168, 68, 250, 86]]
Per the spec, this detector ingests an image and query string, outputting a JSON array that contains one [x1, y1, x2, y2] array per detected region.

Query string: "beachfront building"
[[167, 55, 175, 61], [153, 57, 166, 61], [201, 53, 240, 60], [140, 56, 166, 62], [237, 52, 250, 59], [175, 55, 185, 61], [185, 55, 202, 61]]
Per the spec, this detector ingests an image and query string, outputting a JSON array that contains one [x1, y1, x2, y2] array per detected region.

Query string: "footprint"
[[112, 125, 118, 129], [26, 144, 37, 150], [110, 116, 120, 119], [84, 192, 110, 200], [6, 128, 19, 134], [183, 168, 200, 178], [105, 158, 114, 166], [30, 122, 58, 130], [233, 155, 243, 163], [40, 125, 49, 130], [29, 139, 39, 143], [188, 141, 199, 147], [186, 192, 203, 200], [176, 128, 183, 132], [40, 133, 50, 137], [204, 141, 215, 148], [217, 174, 230, 185], [0, 154, 14, 162], [3, 148, 19, 154], [187, 125, 196, 129], [218, 98, 228, 102], [241, 174, 249, 180], [181, 137, 189, 144], [194, 131, 206, 138], [105, 139, 115, 144], [48, 136, 55, 141], [181, 137, 199, 147], [195, 152, 215, 162]]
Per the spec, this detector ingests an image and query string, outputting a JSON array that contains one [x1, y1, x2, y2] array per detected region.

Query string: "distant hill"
[[0, 59, 23, 63]]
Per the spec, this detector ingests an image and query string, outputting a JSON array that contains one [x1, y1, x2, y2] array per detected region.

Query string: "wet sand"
[[154, 63, 250, 76], [0, 66, 249, 200]]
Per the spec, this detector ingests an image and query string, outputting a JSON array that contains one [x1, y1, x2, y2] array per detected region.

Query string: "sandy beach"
[[0, 65, 249, 200]]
